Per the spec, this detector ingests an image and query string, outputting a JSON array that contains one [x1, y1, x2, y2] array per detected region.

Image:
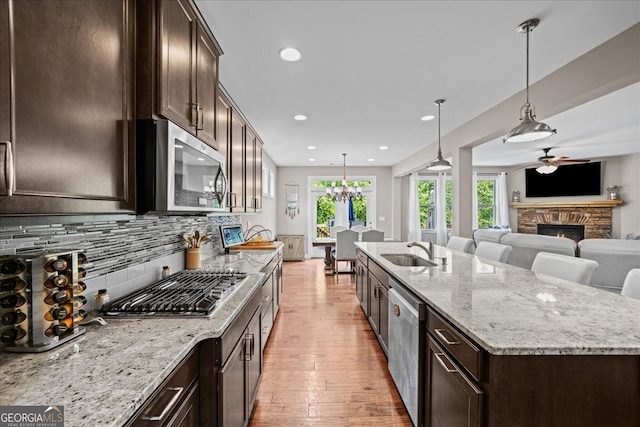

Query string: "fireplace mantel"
[[510, 200, 623, 209]]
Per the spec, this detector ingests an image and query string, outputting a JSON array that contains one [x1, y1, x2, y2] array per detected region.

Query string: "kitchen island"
[[356, 241, 640, 427], [0, 246, 282, 427]]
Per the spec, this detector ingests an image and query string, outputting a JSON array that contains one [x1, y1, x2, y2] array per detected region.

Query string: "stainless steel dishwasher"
[[388, 279, 425, 427]]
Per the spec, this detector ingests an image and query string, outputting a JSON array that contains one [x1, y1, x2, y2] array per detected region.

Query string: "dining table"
[[311, 237, 337, 275]]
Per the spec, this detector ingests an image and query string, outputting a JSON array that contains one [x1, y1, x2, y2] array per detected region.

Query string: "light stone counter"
[[0, 245, 283, 427], [356, 242, 640, 356]]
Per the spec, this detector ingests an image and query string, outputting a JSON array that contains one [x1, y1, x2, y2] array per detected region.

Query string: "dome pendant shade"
[[427, 99, 452, 171], [504, 105, 557, 143], [504, 18, 557, 143]]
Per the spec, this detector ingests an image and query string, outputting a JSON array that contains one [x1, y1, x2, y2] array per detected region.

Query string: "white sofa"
[[473, 228, 511, 246], [578, 239, 640, 293], [500, 233, 577, 270]]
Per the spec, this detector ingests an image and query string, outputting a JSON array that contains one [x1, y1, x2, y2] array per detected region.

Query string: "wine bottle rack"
[[0, 251, 87, 353]]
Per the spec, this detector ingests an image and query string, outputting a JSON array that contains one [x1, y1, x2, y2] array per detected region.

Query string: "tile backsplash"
[[0, 214, 240, 311]]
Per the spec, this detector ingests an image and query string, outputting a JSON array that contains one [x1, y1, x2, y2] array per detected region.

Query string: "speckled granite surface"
[[357, 242, 640, 356], [0, 245, 282, 427]]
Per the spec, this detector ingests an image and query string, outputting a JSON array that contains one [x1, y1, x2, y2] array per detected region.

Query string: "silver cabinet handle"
[[141, 386, 184, 421], [0, 141, 15, 196], [191, 103, 199, 128], [434, 328, 460, 345], [434, 352, 457, 374], [197, 105, 204, 131], [262, 295, 271, 304], [262, 326, 269, 334]]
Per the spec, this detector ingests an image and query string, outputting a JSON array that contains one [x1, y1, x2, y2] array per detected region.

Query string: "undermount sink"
[[380, 253, 438, 267]]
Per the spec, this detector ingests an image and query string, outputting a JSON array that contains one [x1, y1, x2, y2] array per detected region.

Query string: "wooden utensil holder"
[[185, 248, 201, 270]]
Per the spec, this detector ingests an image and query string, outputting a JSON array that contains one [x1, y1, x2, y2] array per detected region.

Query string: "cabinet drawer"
[[131, 347, 199, 426], [261, 276, 273, 311], [428, 310, 482, 382], [356, 250, 368, 267], [368, 260, 388, 289]]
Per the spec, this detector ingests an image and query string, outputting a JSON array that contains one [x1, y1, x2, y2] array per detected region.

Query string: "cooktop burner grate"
[[102, 270, 248, 316]]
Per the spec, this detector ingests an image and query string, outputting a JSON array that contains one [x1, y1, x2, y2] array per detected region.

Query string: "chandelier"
[[325, 153, 362, 202]]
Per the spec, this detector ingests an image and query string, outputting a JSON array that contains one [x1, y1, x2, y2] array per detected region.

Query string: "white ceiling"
[[196, 1, 640, 167]]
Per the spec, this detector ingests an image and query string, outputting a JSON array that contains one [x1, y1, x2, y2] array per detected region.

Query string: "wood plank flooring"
[[249, 259, 413, 427]]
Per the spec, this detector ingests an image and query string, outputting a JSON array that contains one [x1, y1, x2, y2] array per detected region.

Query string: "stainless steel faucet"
[[408, 238, 434, 260]]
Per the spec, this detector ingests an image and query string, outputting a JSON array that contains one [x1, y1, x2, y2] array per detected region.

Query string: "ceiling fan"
[[519, 148, 591, 174]]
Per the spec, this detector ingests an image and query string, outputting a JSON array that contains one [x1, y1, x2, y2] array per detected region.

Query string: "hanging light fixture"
[[325, 153, 362, 202], [426, 99, 452, 171], [504, 18, 556, 143]]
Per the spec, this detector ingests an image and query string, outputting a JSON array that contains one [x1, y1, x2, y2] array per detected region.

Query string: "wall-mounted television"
[[525, 162, 601, 197]]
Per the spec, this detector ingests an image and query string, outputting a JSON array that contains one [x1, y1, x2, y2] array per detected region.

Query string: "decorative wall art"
[[285, 182, 300, 219]]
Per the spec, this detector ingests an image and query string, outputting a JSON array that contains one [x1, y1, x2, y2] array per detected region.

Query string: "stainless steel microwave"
[[136, 119, 228, 213]]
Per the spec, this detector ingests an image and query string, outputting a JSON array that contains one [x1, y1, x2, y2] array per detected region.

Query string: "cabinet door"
[[355, 260, 365, 310], [254, 139, 263, 212], [292, 236, 305, 259], [228, 111, 245, 212], [379, 284, 389, 355], [368, 272, 380, 336], [217, 92, 230, 163], [0, 0, 135, 214], [245, 128, 256, 212], [427, 336, 483, 427], [159, 0, 196, 132], [219, 336, 246, 427], [195, 21, 218, 148], [165, 383, 200, 427], [245, 308, 262, 414]]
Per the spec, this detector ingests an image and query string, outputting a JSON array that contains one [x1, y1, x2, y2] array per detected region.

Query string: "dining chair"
[[329, 225, 347, 238], [447, 236, 476, 254], [331, 229, 359, 281], [361, 229, 384, 242], [621, 268, 640, 299], [531, 252, 598, 285], [475, 242, 513, 263]]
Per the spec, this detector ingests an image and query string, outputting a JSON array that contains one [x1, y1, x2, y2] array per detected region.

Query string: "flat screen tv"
[[525, 162, 601, 197]]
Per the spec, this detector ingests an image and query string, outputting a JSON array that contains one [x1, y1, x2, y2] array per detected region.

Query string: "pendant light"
[[426, 99, 452, 171], [504, 18, 557, 143]]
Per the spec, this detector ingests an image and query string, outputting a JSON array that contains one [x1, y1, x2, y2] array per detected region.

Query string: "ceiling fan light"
[[536, 164, 558, 174]]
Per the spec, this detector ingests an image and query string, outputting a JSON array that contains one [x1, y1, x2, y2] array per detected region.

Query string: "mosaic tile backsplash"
[[0, 214, 240, 312]]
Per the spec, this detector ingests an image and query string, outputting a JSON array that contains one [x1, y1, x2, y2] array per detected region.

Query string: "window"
[[476, 179, 495, 228], [418, 174, 497, 230]]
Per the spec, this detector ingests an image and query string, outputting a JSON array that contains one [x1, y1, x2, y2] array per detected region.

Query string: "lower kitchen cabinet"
[[368, 260, 389, 356], [355, 254, 368, 315], [279, 235, 305, 261], [129, 347, 200, 427], [219, 306, 261, 427]]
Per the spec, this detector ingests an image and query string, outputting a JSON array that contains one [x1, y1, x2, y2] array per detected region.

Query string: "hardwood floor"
[[250, 259, 413, 427]]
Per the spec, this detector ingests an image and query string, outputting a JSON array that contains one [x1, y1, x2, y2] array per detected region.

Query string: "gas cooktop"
[[102, 270, 248, 317]]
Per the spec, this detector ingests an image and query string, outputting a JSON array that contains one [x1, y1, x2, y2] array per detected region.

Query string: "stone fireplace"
[[511, 200, 622, 240]]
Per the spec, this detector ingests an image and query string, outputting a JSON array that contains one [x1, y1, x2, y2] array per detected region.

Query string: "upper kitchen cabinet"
[[228, 109, 246, 213], [137, 0, 222, 149], [245, 129, 263, 213], [0, 0, 136, 215]]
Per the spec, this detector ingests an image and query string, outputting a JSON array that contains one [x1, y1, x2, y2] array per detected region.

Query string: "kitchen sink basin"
[[380, 253, 438, 267]]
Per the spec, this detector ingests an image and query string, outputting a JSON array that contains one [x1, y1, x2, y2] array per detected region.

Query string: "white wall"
[[241, 151, 278, 240], [276, 165, 394, 256]]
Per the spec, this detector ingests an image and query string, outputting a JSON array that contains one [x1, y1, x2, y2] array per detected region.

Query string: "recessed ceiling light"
[[307, 146, 316, 150], [279, 48, 302, 62], [294, 115, 307, 121], [379, 146, 388, 150], [197, 158, 205, 161], [368, 158, 375, 162], [421, 115, 435, 121], [308, 158, 316, 162], [174, 144, 183, 149]]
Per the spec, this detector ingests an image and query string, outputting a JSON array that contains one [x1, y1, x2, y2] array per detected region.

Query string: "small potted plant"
[[183, 230, 209, 269]]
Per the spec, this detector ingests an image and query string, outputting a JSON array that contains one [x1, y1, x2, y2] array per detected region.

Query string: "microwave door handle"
[[215, 167, 227, 206]]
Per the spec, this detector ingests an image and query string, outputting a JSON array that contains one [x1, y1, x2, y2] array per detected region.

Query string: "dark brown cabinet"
[[228, 109, 246, 212], [139, 0, 221, 149], [219, 306, 261, 427], [368, 261, 389, 356], [244, 131, 263, 213], [0, 0, 136, 215]]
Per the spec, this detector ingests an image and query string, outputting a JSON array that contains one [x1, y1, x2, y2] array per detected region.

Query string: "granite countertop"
[[0, 245, 282, 427], [356, 242, 640, 356]]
